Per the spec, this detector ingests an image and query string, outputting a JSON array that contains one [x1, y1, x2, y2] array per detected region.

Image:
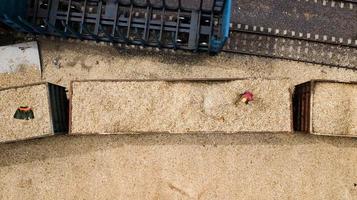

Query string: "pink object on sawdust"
[[241, 91, 254, 104]]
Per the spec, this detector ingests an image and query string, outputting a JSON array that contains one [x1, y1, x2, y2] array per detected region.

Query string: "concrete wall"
[[0, 83, 52, 143], [312, 82, 357, 137]]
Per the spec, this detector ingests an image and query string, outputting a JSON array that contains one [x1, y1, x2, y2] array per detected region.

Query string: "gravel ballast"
[[71, 79, 292, 134]]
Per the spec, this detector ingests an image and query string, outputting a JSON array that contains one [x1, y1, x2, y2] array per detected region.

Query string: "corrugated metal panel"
[[48, 83, 68, 134], [293, 82, 311, 132]]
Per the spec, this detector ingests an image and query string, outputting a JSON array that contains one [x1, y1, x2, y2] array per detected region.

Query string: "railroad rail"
[[229, 23, 357, 49], [339, 0, 357, 3]]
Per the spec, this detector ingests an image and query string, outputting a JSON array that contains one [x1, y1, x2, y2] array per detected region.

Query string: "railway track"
[[232, 0, 357, 47], [226, 0, 357, 69], [223, 29, 357, 70]]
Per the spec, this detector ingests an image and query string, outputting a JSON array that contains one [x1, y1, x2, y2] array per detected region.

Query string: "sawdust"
[[71, 79, 291, 134], [38, 39, 357, 90], [0, 38, 357, 199], [0, 38, 355, 137], [0, 83, 52, 143], [0, 66, 41, 89], [0, 133, 356, 199], [312, 82, 357, 136], [1, 38, 355, 137]]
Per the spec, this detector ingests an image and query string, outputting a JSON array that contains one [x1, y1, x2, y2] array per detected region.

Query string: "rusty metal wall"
[[48, 83, 68, 134], [293, 82, 311, 132]]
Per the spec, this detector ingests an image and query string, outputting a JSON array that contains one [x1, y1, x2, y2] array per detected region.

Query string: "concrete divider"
[[70, 79, 292, 134], [0, 82, 68, 143], [293, 80, 357, 137]]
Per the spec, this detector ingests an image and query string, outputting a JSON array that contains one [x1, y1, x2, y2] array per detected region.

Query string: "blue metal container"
[[0, 0, 27, 18], [0, 0, 231, 54], [210, 0, 231, 53]]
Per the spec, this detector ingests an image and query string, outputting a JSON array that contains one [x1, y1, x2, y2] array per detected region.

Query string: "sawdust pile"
[[71, 79, 292, 134], [312, 82, 357, 136], [0, 83, 52, 143]]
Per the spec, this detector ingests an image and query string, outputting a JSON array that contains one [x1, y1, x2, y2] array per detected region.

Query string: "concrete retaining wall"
[[312, 82, 357, 137], [0, 82, 67, 143]]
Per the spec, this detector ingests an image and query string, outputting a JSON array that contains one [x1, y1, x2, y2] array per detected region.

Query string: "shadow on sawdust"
[[0, 132, 356, 167]]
